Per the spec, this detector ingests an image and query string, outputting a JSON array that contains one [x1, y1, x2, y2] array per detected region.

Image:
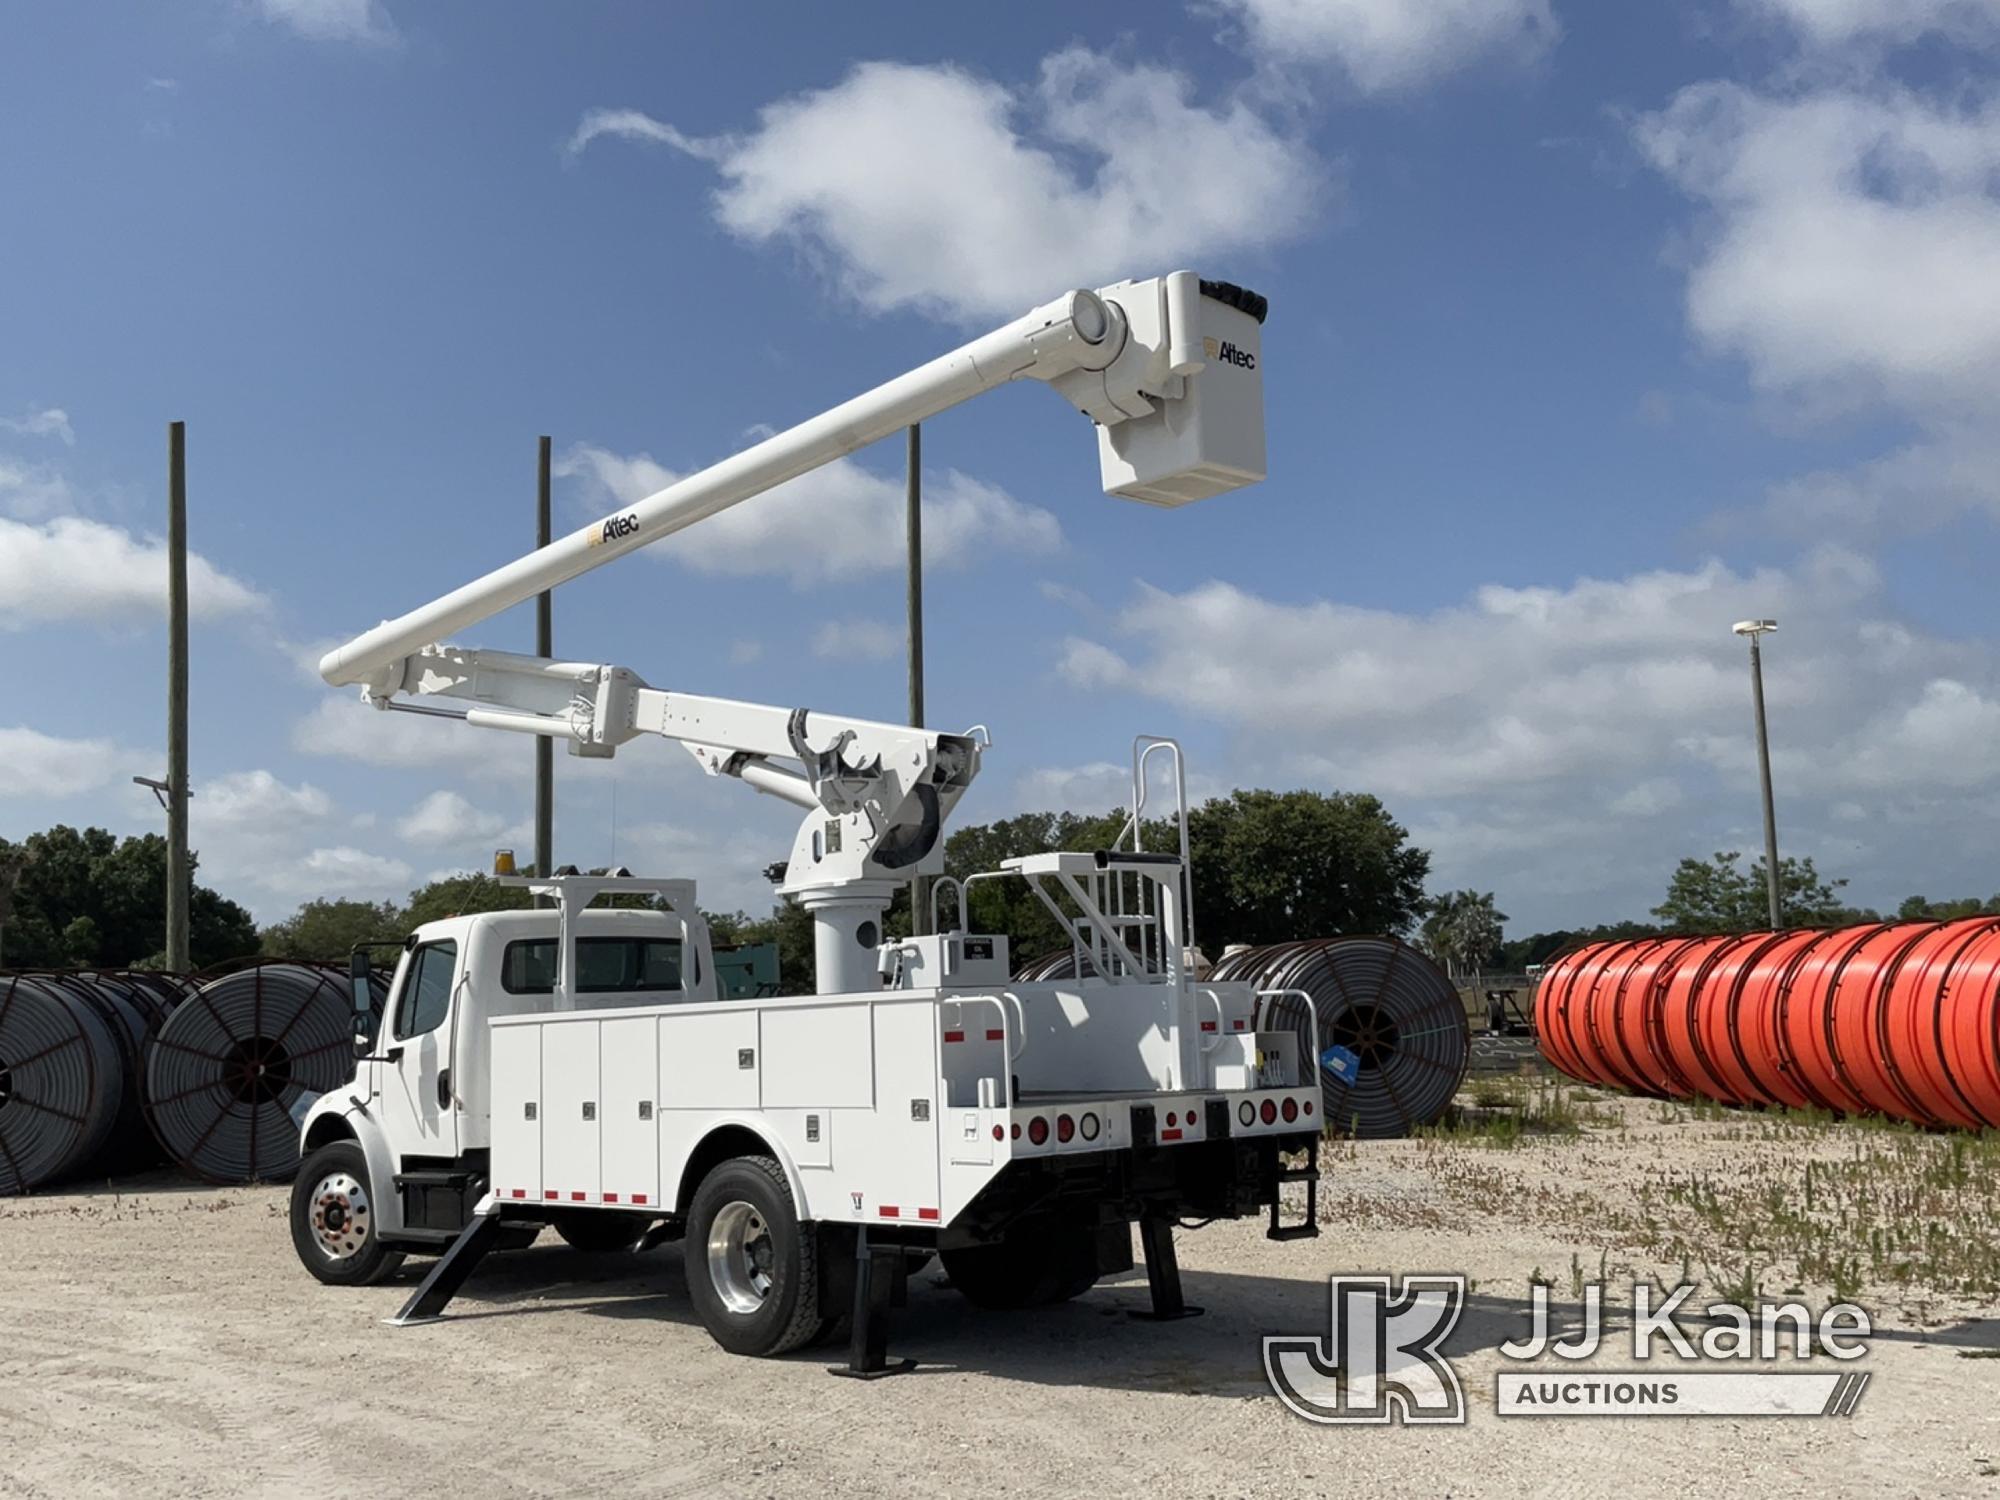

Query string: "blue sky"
[[3, 0, 1997, 934]]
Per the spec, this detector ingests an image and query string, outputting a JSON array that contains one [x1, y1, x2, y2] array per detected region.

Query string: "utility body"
[[292, 272, 1319, 1362]]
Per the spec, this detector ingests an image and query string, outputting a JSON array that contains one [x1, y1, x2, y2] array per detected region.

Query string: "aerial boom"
[[317, 271, 1268, 992], [319, 272, 1267, 694]]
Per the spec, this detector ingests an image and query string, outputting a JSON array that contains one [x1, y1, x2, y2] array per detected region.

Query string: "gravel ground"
[[3, 1093, 1998, 1498]]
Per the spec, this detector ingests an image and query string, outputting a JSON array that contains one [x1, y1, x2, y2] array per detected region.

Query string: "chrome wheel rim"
[[309, 1171, 372, 1261], [706, 1199, 774, 1315]]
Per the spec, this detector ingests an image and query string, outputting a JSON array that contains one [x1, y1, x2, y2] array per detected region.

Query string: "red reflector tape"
[[917, 1207, 940, 1221], [633, 1194, 648, 1205], [1161, 1128, 1184, 1141], [1200, 1021, 1218, 1032], [604, 1193, 619, 1204], [544, 1190, 557, 1200], [571, 1192, 586, 1202], [510, 1188, 525, 1199], [986, 1028, 1005, 1041], [880, 1206, 900, 1219], [943, 1030, 965, 1043], [1232, 1019, 1246, 1030]]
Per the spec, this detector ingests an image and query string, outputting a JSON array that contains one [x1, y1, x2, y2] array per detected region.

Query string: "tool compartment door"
[[599, 1014, 660, 1209], [489, 1021, 541, 1204], [539, 1019, 601, 1206]]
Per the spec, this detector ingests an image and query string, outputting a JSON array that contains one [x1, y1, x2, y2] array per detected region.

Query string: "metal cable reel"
[[0, 974, 124, 1194], [1213, 937, 1468, 1139], [142, 962, 371, 1184]]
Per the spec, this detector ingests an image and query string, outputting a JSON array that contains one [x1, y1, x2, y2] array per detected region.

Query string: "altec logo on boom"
[[1264, 1276, 1873, 1424], [587, 512, 641, 548]]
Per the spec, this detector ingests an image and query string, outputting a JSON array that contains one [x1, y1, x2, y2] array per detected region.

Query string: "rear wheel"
[[552, 1210, 651, 1253], [290, 1141, 405, 1287], [683, 1155, 819, 1356], [942, 1225, 1098, 1309]]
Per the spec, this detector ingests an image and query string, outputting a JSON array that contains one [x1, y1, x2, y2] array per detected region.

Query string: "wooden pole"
[[535, 436, 554, 905], [906, 424, 930, 936], [165, 421, 191, 972]]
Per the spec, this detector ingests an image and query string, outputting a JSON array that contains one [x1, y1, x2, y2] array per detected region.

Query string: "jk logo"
[[1264, 1274, 1467, 1425]]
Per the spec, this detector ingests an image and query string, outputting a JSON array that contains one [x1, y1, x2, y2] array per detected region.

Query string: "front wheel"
[[682, 1155, 819, 1356], [290, 1140, 405, 1287]]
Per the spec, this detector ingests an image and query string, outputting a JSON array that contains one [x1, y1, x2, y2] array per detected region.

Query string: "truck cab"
[[293, 880, 713, 1276]]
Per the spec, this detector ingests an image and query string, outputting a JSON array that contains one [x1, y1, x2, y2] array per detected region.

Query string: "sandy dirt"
[[3, 1091, 1998, 1499]]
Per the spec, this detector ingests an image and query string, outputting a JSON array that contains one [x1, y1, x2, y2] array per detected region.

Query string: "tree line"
[[3, 815, 1991, 993]]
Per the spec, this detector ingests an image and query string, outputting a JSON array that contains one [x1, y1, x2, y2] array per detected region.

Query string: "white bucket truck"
[[292, 274, 1320, 1371]]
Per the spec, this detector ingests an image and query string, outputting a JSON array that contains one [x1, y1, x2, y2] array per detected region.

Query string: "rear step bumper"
[[1267, 1134, 1319, 1241]]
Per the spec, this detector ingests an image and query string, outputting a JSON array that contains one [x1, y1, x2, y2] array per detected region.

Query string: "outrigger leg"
[[1132, 1214, 1204, 1321], [828, 1227, 917, 1379], [387, 1196, 503, 1326]]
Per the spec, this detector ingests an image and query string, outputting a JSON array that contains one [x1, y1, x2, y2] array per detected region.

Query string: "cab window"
[[500, 937, 684, 995], [394, 941, 458, 1039]]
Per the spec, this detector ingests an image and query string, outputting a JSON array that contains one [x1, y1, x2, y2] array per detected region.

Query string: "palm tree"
[[1420, 890, 1508, 986]]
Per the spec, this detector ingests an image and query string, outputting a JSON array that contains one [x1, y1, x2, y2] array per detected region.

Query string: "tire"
[[552, 1210, 651, 1253], [942, 1226, 1098, 1310], [682, 1155, 819, 1357], [290, 1141, 405, 1287]]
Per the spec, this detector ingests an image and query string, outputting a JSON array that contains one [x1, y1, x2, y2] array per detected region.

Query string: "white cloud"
[[1740, 0, 2000, 46], [0, 515, 264, 626], [397, 789, 508, 847], [1637, 83, 2000, 418], [0, 459, 76, 520], [251, 0, 397, 46], [0, 406, 74, 446], [568, 49, 1321, 320], [1056, 553, 2000, 925], [1214, 0, 1560, 92], [197, 770, 331, 829], [291, 846, 414, 895], [559, 444, 1059, 585], [0, 727, 127, 798], [811, 619, 901, 661]]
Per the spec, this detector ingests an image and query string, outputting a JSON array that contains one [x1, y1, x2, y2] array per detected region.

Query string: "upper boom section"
[[319, 272, 1267, 693]]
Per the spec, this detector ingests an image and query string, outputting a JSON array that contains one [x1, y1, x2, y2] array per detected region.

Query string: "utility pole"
[[535, 436, 554, 909], [1733, 619, 1782, 931], [906, 423, 929, 937], [165, 421, 191, 972]]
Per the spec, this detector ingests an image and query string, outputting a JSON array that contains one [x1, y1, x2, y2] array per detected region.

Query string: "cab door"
[[379, 938, 461, 1162]]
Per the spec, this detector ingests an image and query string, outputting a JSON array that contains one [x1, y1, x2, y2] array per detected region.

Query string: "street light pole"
[[1733, 619, 1782, 931]]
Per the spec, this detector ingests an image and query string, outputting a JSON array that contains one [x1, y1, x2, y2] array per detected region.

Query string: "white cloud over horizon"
[[1057, 551, 2000, 925], [0, 515, 265, 627], [567, 48, 1323, 321]]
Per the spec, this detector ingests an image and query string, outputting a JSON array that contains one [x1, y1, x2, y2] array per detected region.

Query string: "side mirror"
[[349, 951, 375, 1058]]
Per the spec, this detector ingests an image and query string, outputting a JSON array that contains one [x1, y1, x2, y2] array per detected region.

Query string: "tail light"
[[992, 1124, 1005, 1141], [1028, 1116, 1049, 1146], [1281, 1097, 1298, 1123], [1056, 1113, 1075, 1143], [1165, 1111, 1178, 1127], [1238, 1100, 1255, 1126], [1304, 1100, 1314, 1116], [1010, 1122, 1021, 1140], [1080, 1112, 1101, 1141], [1260, 1099, 1278, 1125]]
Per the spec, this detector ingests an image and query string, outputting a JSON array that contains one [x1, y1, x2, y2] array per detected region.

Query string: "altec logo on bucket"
[[1264, 1276, 1873, 1424]]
